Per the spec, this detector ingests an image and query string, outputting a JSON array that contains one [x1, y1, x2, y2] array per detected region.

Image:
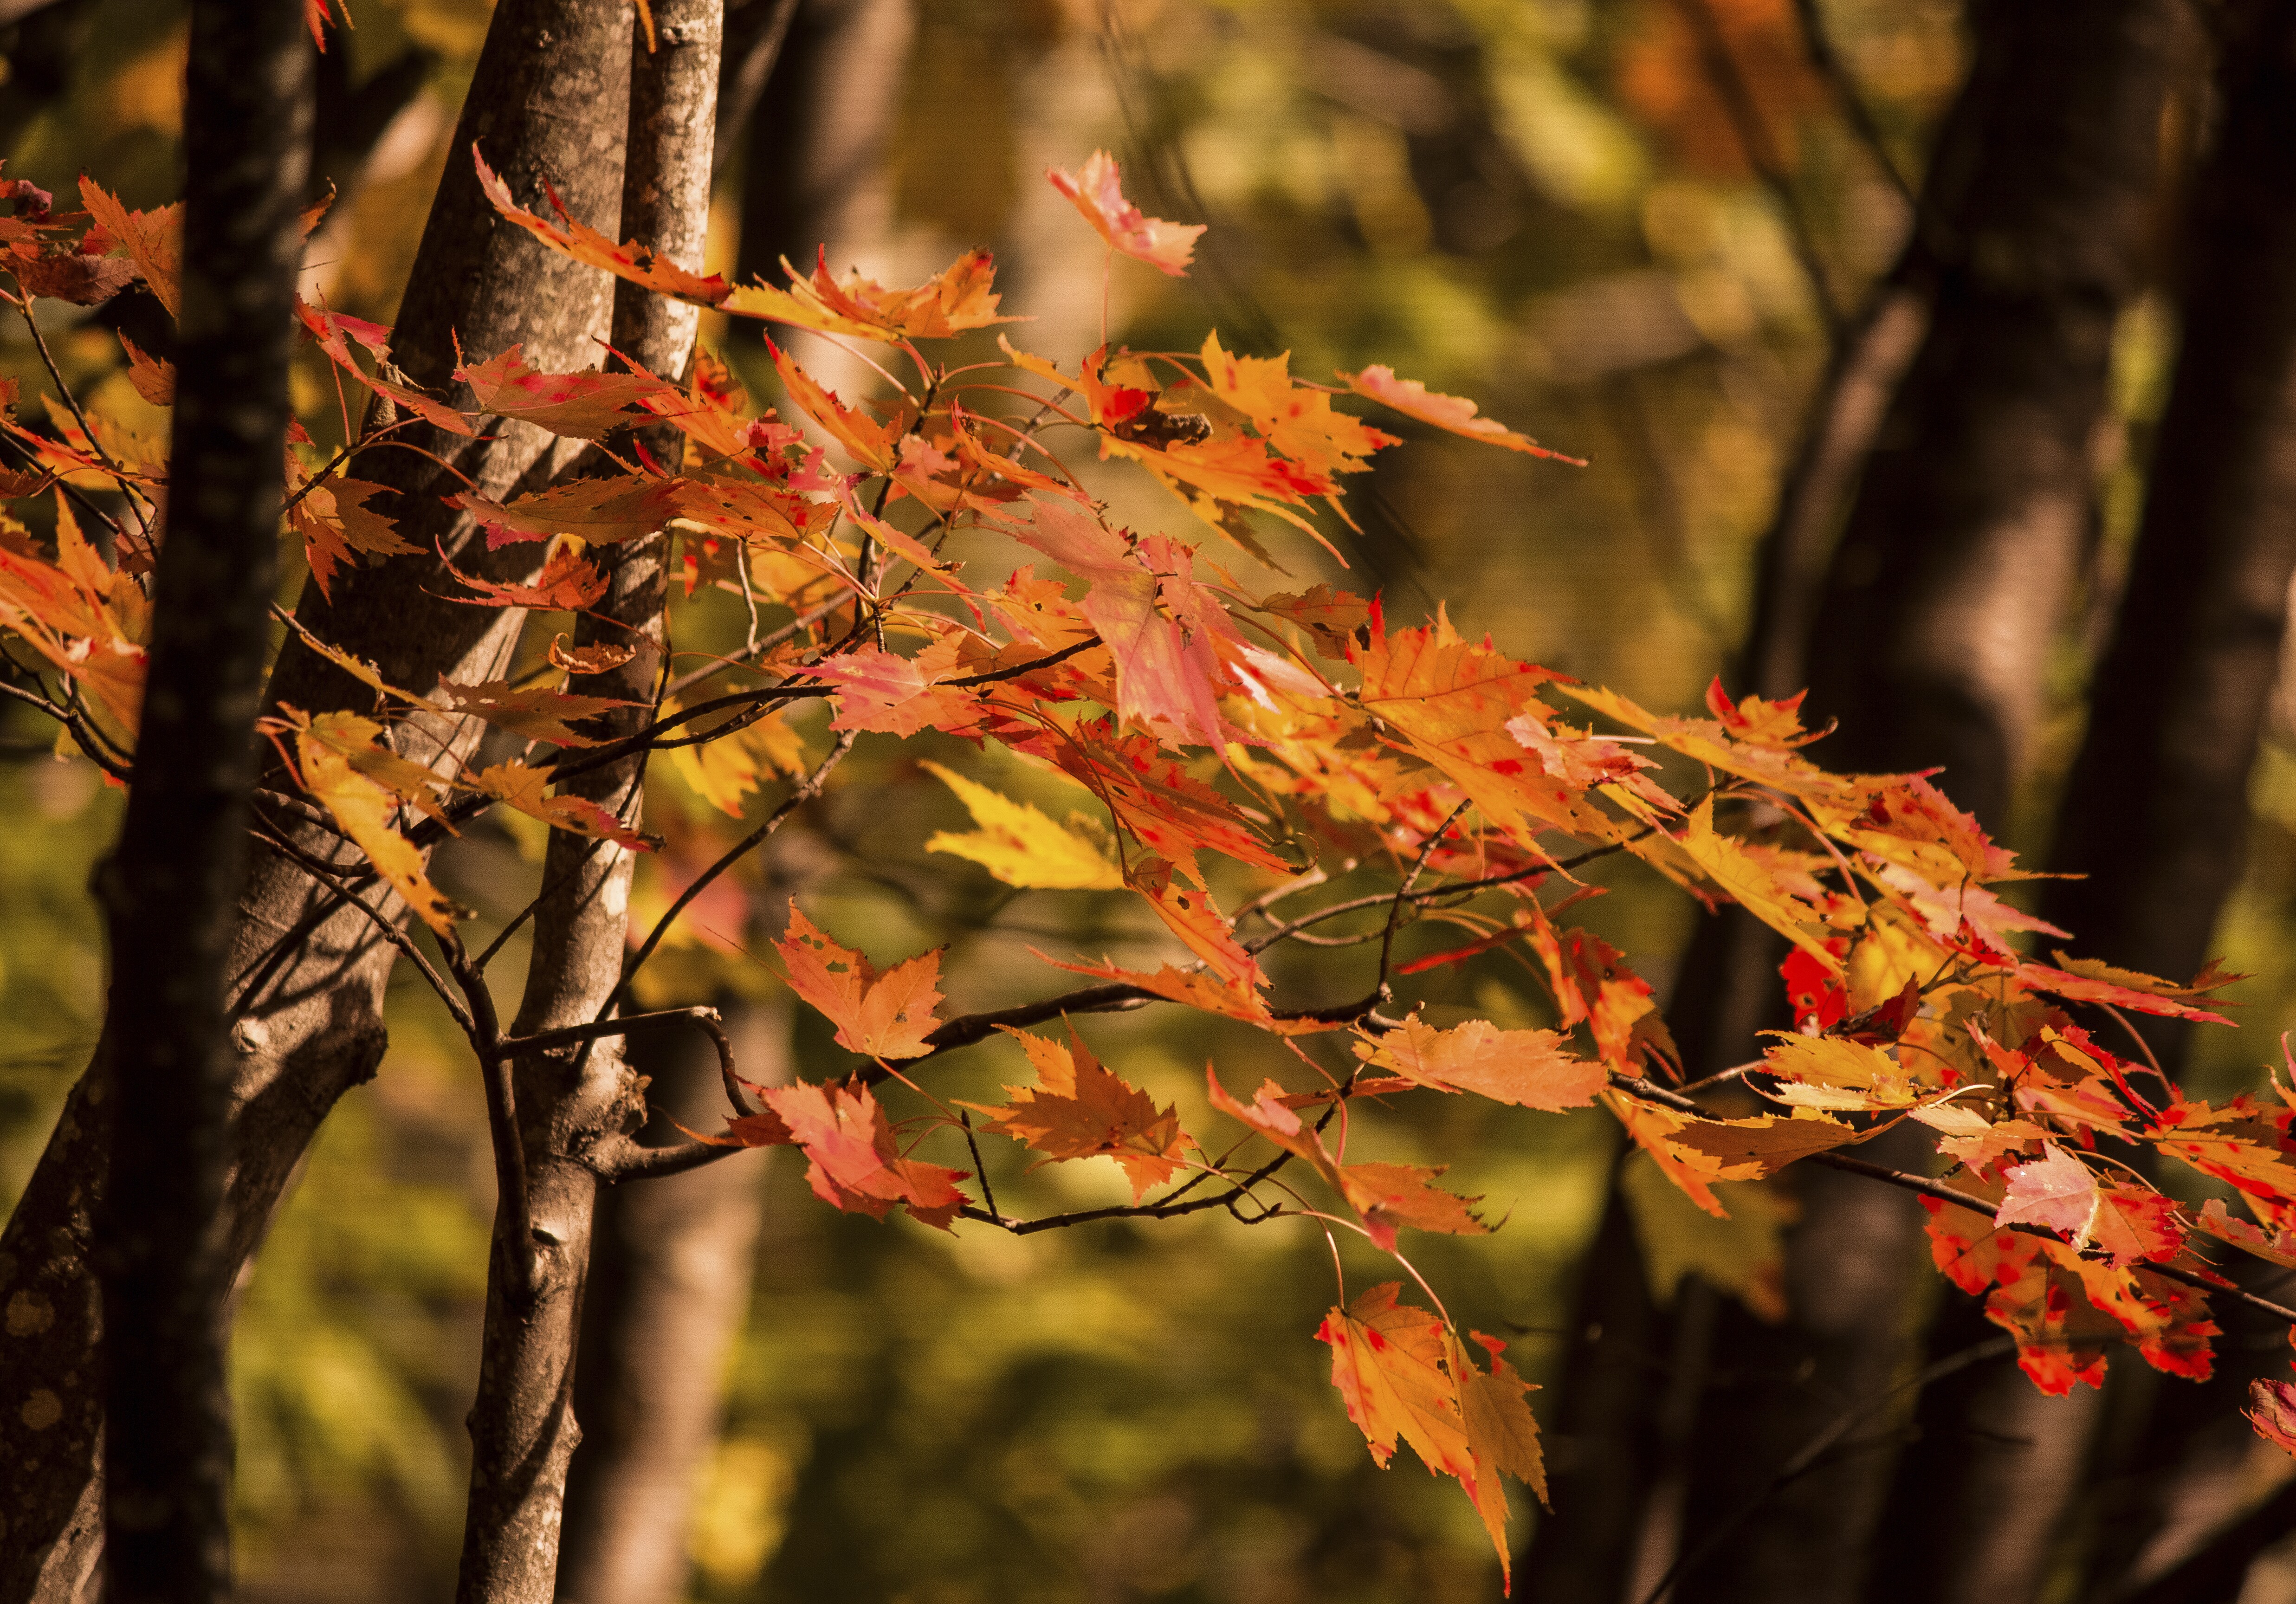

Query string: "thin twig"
[[1790, 0, 1916, 207], [1671, 0, 1845, 339], [604, 728, 855, 1021]]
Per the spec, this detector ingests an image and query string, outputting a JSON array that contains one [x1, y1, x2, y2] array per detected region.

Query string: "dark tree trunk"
[[1670, 4, 2186, 1602], [92, 5, 312, 1601], [2035, 4, 2296, 1592], [734, 0, 910, 285], [0, 6, 631, 1597], [556, 1004, 783, 1604], [454, 6, 720, 1599], [2041, 0, 2296, 1017]]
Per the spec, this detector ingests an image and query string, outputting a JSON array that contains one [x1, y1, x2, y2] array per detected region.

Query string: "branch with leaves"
[[12, 132, 2296, 1596]]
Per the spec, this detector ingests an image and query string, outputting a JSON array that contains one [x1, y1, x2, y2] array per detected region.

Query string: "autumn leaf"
[[439, 546, 610, 611], [2248, 1380, 2296, 1458], [466, 761, 654, 850], [454, 343, 676, 440], [921, 760, 1122, 891], [277, 709, 463, 935], [1204, 1069, 1481, 1249], [755, 1077, 969, 1229], [1994, 1143, 2101, 1247], [473, 143, 730, 307], [77, 176, 180, 316], [2089, 1184, 2183, 1269], [1677, 797, 1840, 971], [666, 704, 808, 816], [1046, 150, 1206, 276], [1757, 1031, 1914, 1110], [548, 635, 637, 678], [429, 678, 634, 747], [118, 334, 175, 405], [1318, 1282, 1474, 1479], [776, 908, 945, 1060], [767, 337, 901, 471], [288, 473, 415, 602], [294, 298, 478, 438], [964, 1024, 1184, 1201], [1352, 1015, 1603, 1111], [1129, 857, 1264, 991], [1452, 1330, 1548, 1588], [723, 246, 1019, 343], [1337, 365, 1582, 463]]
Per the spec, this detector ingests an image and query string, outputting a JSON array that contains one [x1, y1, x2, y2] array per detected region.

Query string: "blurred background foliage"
[[6, 0, 2290, 1597]]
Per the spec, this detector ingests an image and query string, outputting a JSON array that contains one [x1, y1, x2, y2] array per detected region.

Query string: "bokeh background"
[[2, 0, 2283, 1599]]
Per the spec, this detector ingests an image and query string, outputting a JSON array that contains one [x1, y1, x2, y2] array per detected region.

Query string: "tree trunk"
[[454, 7, 720, 1599], [2039, 4, 2296, 1591], [0, 6, 631, 1598], [556, 1002, 784, 1604], [92, 6, 312, 1601], [1671, 4, 2185, 1601]]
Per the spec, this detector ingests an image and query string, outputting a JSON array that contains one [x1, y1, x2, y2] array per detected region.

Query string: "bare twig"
[[1672, 0, 1845, 339]]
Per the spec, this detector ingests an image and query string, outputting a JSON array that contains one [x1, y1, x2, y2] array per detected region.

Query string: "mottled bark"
[[1671, 4, 2186, 1601], [454, 7, 720, 1600], [0, 6, 631, 1598], [92, 6, 312, 1601], [556, 1004, 783, 1604]]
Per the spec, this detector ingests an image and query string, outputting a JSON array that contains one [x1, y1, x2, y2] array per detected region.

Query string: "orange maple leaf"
[[964, 1025, 1185, 1202], [1352, 1015, 1602, 1111], [776, 908, 945, 1060]]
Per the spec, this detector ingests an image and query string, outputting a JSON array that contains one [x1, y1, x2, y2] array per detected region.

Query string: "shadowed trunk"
[[556, 1002, 785, 1604], [2039, 4, 2296, 1592], [92, 5, 312, 1600], [0, 5, 630, 1597], [453, 6, 721, 1599], [1671, 3, 2185, 1601]]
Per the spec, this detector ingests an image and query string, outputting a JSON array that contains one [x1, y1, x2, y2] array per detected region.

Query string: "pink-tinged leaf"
[[2249, 1379, 2296, 1458], [1046, 150, 1206, 276], [1994, 1142, 2101, 1246], [295, 298, 478, 437], [756, 1078, 969, 1229], [473, 144, 731, 307], [1337, 366, 1583, 463], [454, 343, 676, 440]]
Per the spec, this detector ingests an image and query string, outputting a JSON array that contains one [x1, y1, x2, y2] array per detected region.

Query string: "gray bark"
[[556, 1004, 783, 1604], [454, 6, 720, 1599], [0, 5, 631, 1597], [94, 6, 312, 1601]]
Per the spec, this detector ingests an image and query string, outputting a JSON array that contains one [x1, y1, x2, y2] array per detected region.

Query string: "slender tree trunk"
[[91, 6, 312, 1601], [1669, 5, 2184, 1602], [0, 6, 631, 1597], [2033, 5, 2296, 1592], [454, 8, 720, 1599], [556, 1002, 783, 1604]]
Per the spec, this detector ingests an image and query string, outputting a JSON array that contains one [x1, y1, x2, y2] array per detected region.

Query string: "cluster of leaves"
[[6, 138, 2295, 1586]]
